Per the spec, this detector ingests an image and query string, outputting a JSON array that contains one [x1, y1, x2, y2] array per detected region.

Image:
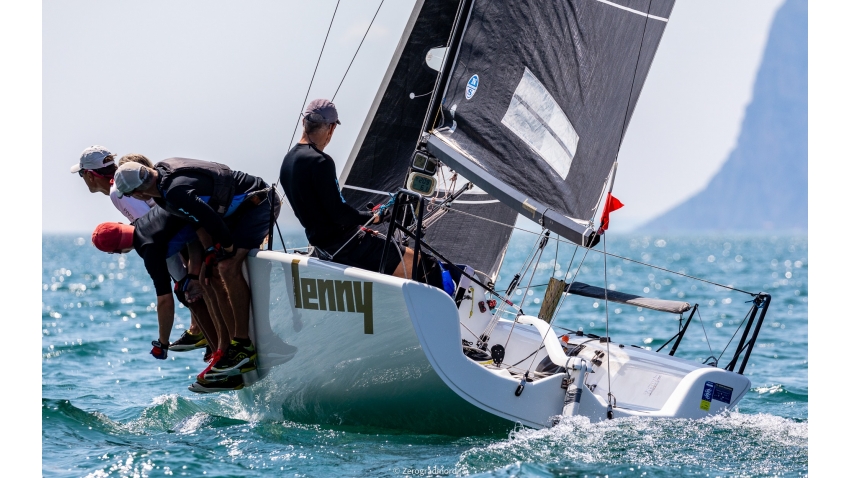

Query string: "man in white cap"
[[71, 146, 154, 221], [71, 146, 209, 353]]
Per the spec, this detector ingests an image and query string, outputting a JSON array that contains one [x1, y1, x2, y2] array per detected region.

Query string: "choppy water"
[[42, 232, 808, 477]]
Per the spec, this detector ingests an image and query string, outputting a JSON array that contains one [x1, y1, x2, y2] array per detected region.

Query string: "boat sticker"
[[712, 383, 733, 404], [466, 74, 479, 100], [700, 381, 715, 411], [644, 374, 661, 396], [291, 261, 374, 334]]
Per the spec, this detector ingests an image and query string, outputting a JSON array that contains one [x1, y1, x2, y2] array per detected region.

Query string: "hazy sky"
[[40, 0, 782, 233]]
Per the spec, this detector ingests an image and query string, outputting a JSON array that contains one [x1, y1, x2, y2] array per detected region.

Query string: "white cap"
[[70, 145, 114, 173], [114, 162, 150, 197]]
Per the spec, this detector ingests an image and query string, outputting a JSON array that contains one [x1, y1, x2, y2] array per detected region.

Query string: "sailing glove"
[[150, 340, 169, 360]]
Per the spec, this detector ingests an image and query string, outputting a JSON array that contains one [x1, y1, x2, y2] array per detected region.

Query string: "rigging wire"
[[431, 203, 758, 296], [287, 0, 342, 150], [602, 232, 613, 412], [331, 0, 386, 102], [694, 306, 715, 358]]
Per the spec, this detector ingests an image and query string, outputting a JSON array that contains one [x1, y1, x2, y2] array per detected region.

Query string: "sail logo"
[[466, 74, 479, 99], [291, 260, 374, 334]]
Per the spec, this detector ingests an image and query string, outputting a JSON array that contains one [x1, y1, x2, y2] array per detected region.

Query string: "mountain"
[[639, 0, 807, 233]]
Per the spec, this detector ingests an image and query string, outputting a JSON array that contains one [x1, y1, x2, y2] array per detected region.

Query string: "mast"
[[418, 0, 474, 141]]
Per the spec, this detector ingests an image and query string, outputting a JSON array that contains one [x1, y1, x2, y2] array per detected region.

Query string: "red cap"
[[91, 222, 135, 253]]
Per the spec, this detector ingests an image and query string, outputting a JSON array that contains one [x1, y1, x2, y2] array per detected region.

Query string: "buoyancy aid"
[[156, 158, 235, 215]]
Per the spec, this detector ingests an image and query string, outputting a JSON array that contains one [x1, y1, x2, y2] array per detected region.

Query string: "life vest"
[[156, 158, 235, 215]]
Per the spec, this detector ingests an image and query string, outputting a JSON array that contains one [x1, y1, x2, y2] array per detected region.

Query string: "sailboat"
[[238, 0, 771, 432]]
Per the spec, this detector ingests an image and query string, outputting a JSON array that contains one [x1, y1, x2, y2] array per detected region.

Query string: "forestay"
[[425, 0, 675, 246]]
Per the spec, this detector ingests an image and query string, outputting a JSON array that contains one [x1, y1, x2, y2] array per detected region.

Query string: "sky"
[[38, 0, 784, 234]]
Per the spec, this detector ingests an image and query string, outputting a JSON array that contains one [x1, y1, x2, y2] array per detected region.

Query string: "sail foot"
[[426, 135, 598, 247]]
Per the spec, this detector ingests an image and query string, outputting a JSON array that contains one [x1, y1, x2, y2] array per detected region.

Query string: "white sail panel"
[[501, 67, 579, 180]]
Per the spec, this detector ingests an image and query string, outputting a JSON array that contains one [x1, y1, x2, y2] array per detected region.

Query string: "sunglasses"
[[78, 169, 112, 180]]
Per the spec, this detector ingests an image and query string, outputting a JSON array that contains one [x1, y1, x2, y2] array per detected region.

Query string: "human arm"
[[139, 242, 178, 355], [164, 184, 234, 249], [155, 293, 175, 346], [312, 158, 373, 227]]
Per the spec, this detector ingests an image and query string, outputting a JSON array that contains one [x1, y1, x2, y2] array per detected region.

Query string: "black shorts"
[[324, 229, 404, 275], [226, 191, 281, 250]]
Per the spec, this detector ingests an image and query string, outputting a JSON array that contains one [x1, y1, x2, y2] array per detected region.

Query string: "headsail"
[[424, 0, 675, 246], [339, 0, 518, 279]]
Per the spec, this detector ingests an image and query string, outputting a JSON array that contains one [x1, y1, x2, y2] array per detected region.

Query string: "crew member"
[[91, 208, 246, 393], [278, 99, 415, 277], [111, 157, 279, 381], [71, 146, 208, 352]]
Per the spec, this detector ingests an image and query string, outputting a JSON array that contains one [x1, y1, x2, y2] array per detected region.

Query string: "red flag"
[[599, 193, 624, 232]]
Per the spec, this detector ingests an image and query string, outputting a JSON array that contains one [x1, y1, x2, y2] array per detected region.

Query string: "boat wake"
[[455, 411, 808, 476]]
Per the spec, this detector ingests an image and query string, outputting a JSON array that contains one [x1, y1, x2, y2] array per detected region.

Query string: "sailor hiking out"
[[71, 146, 209, 354], [90, 207, 221, 371], [112, 156, 280, 392]]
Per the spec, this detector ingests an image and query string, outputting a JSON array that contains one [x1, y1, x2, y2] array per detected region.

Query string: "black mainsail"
[[424, 0, 675, 246], [339, 0, 517, 279]]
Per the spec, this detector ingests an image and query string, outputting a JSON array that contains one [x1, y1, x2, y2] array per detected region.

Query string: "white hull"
[[240, 251, 750, 432]]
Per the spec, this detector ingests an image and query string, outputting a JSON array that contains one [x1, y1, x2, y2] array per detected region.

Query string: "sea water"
[[42, 232, 808, 477]]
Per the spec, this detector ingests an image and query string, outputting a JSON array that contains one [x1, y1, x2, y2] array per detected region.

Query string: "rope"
[[287, 0, 342, 150], [332, 0, 386, 102]]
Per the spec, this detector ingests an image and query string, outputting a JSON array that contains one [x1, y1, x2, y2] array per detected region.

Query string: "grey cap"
[[304, 99, 341, 125], [70, 145, 115, 173], [113, 161, 150, 197]]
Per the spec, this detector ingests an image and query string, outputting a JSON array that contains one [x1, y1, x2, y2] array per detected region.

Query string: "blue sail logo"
[[466, 74, 479, 99]]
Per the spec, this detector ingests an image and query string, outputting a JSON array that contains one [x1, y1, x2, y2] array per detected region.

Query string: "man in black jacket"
[[112, 157, 279, 385], [279, 99, 415, 277], [90, 208, 245, 392]]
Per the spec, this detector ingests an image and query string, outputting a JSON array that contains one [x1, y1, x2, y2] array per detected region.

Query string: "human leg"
[[217, 248, 251, 339]]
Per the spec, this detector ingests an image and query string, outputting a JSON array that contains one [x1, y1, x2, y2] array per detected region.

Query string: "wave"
[[455, 412, 807, 476]]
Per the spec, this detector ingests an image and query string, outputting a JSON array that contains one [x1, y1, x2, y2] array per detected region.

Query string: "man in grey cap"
[[71, 146, 209, 353], [112, 155, 279, 386], [278, 99, 415, 277]]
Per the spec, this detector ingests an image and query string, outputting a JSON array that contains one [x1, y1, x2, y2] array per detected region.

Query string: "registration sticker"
[[700, 381, 716, 411], [700, 381, 734, 411]]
